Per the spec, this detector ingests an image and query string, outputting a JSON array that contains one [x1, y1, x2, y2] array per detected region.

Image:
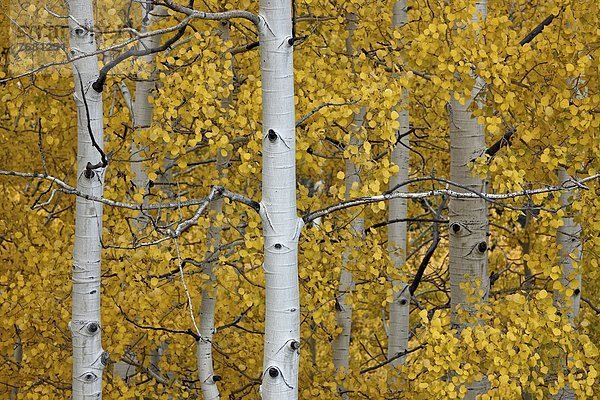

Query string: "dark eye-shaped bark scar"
[[264, 129, 291, 149]]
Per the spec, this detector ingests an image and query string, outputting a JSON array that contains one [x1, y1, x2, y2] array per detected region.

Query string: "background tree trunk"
[[552, 167, 582, 400]]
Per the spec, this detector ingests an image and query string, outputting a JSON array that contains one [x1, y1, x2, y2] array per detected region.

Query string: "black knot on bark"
[[274, 243, 282, 250], [212, 375, 222, 382], [87, 322, 99, 333], [267, 129, 278, 142], [84, 165, 95, 179], [268, 367, 279, 378], [399, 299, 408, 306], [451, 223, 461, 233], [101, 351, 110, 366], [290, 340, 300, 350], [477, 242, 488, 253], [574, 288, 580, 295]]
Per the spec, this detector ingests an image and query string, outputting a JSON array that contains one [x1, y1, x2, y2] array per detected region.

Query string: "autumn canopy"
[[0, 0, 598, 399]]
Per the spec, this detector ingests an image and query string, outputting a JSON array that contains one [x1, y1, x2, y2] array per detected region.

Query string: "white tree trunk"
[[131, 4, 166, 195], [196, 21, 235, 400], [448, 0, 489, 329], [387, 0, 411, 368], [332, 107, 366, 398], [257, 2, 302, 399], [9, 330, 22, 400], [447, 2, 488, 398], [197, 151, 228, 400], [331, 16, 365, 398], [553, 167, 582, 400], [66, 0, 108, 398]]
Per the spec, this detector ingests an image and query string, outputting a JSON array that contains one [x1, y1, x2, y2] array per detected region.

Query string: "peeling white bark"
[[257, 1, 301, 399], [387, 0, 411, 368], [66, 0, 107, 398]]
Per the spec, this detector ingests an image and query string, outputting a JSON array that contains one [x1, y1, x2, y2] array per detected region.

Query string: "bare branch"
[[302, 174, 600, 223], [360, 343, 427, 374], [0, 21, 189, 84], [0, 170, 259, 211], [161, 0, 260, 25], [296, 100, 359, 128], [409, 197, 447, 295]]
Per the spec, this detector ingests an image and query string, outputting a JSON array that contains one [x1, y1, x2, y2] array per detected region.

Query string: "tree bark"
[[257, 1, 302, 399], [66, 0, 108, 398], [387, 0, 411, 369], [332, 106, 365, 399], [447, 1, 488, 398], [552, 167, 582, 400]]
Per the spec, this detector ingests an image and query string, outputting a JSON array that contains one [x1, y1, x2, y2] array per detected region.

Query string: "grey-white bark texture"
[[555, 165, 582, 317], [196, 20, 234, 400], [197, 154, 228, 400], [387, 0, 410, 368], [448, 0, 489, 329], [10, 331, 22, 399], [447, 1, 488, 398], [331, 16, 363, 398], [113, 4, 167, 383], [332, 108, 365, 399], [552, 168, 582, 400], [131, 5, 165, 195], [66, 0, 108, 398], [257, 1, 302, 399]]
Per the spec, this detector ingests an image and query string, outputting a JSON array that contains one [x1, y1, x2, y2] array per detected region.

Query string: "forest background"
[[0, 0, 598, 399]]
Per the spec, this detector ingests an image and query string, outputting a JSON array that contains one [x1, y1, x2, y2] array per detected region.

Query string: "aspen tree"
[[387, 0, 411, 368], [448, 0, 489, 328], [196, 157, 225, 400], [196, 22, 234, 400], [447, 1, 489, 397], [331, 13, 365, 398], [553, 167, 582, 400], [66, 0, 108, 397], [256, 1, 302, 398]]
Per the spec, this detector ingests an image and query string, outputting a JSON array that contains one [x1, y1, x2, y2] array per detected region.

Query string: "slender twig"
[[360, 343, 427, 374], [92, 17, 188, 92], [161, 0, 260, 25], [409, 197, 447, 295], [519, 13, 560, 46], [296, 100, 359, 128], [581, 297, 600, 315], [302, 174, 600, 223], [0, 170, 260, 211], [75, 69, 108, 172], [115, 300, 200, 340]]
